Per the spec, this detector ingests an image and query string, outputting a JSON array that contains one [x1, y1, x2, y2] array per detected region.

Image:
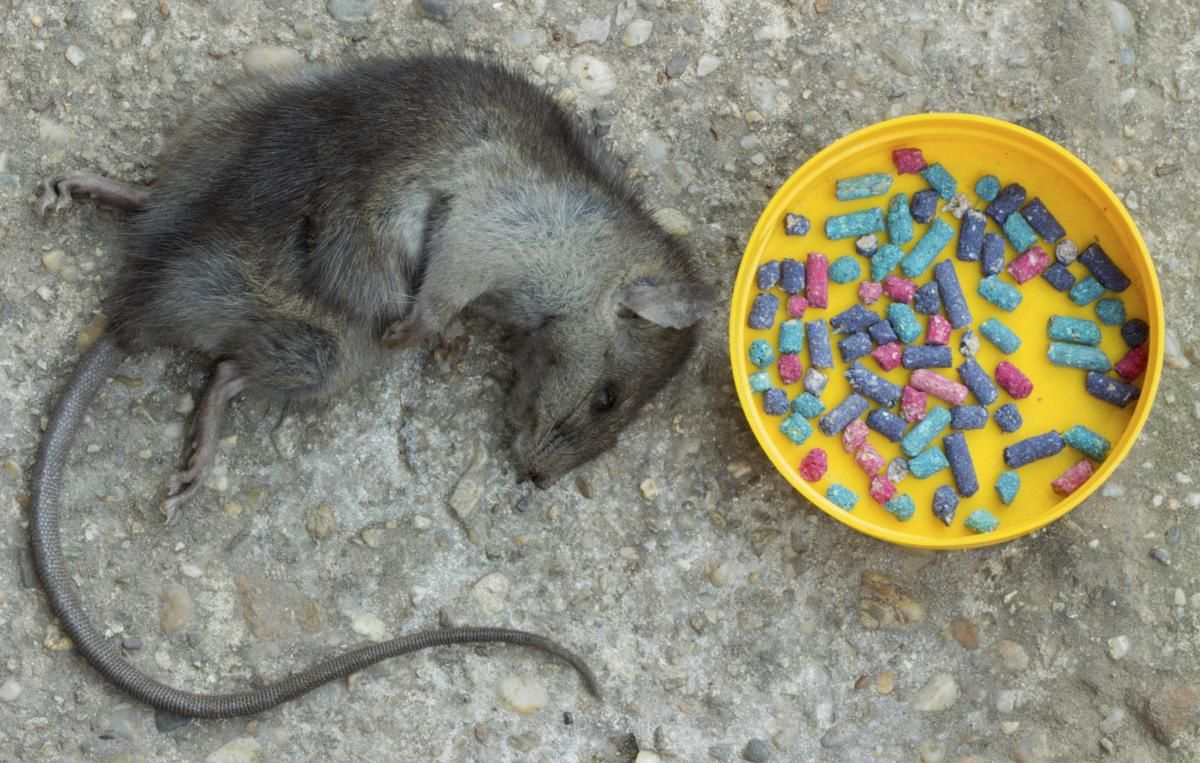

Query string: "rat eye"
[[593, 383, 618, 413]]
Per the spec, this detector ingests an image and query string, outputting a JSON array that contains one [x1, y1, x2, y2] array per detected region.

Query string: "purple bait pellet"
[[1003, 431, 1065, 468], [985, 183, 1026, 225], [780, 258, 806, 294], [845, 360, 904, 407], [1020, 198, 1066, 243], [818, 393, 870, 436], [748, 293, 779, 330], [944, 431, 979, 497], [957, 209, 987, 262]]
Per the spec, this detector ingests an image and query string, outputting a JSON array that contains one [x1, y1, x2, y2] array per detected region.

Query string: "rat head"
[[503, 249, 717, 488]]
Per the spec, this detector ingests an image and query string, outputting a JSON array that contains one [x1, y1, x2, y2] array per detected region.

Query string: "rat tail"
[[30, 333, 598, 718]]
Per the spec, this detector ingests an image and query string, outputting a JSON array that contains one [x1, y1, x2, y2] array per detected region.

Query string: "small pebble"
[[1151, 547, 1171, 566], [499, 675, 549, 715], [622, 19, 653, 47], [64, 45, 86, 66], [742, 737, 771, 762], [0, 679, 22, 703], [326, 0, 377, 23], [1055, 239, 1079, 265], [159, 583, 193, 634], [351, 612, 390, 641], [242, 46, 303, 77], [1107, 635, 1131, 660], [912, 673, 959, 711]]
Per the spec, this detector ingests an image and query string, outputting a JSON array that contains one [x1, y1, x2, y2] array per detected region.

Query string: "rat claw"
[[382, 317, 432, 350], [37, 179, 69, 217]]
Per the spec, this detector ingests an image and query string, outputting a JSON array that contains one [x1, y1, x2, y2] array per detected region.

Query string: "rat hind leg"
[[38, 170, 150, 216], [162, 316, 344, 522]]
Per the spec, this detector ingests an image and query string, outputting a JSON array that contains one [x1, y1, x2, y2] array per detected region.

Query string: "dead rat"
[[30, 56, 717, 719]]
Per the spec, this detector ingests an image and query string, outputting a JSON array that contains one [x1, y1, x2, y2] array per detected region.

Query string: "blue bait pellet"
[[957, 209, 987, 262], [832, 304, 881, 334], [978, 276, 1023, 312], [780, 412, 813, 444], [1001, 211, 1038, 254], [912, 281, 941, 315], [871, 243, 904, 282], [818, 393, 870, 436], [901, 405, 952, 458], [920, 162, 957, 200], [985, 183, 1026, 225], [1047, 315, 1101, 345], [901, 218, 955, 278], [780, 258, 806, 294], [995, 471, 1021, 504], [909, 446, 949, 479], [964, 509, 999, 534], [887, 302, 922, 344], [784, 213, 810, 236], [993, 403, 1023, 433], [903, 345, 953, 369], [944, 431, 979, 497], [756, 260, 780, 290], [749, 370, 771, 393], [867, 408, 907, 442], [825, 208, 886, 240], [1020, 198, 1066, 243], [792, 392, 826, 419], [1048, 342, 1112, 372], [748, 339, 775, 368], [1063, 424, 1111, 460], [1078, 243, 1130, 292], [932, 485, 959, 525], [779, 319, 806, 354], [979, 318, 1022, 354], [1069, 276, 1106, 306], [884, 494, 916, 521], [958, 357, 999, 406], [886, 193, 914, 246], [806, 319, 834, 369], [981, 232, 1005, 276], [1041, 262, 1076, 292], [950, 405, 988, 430], [836, 172, 894, 201], [1086, 371, 1139, 407], [763, 388, 789, 416], [837, 332, 873, 363], [1121, 318, 1149, 348], [846, 360, 903, 407], [855, 234, 880, 257], [1003, 431, 1065, 468], [826, 483, 859, 511], [933, 259, 973, 329], [1096, 298, 1126, 326], [748, 293, 780, 329], [868, 318, 899, 346], [975, 175, 1000, 201], [910, 189, 939, 223], [829, 255, 862, 284]]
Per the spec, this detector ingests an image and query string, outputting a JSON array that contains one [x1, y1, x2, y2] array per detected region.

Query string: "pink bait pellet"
[[855, 443, 887, 475], [900, 385, 928, 423], [882, 275, 917, 303], [858, 280, 883, 306], [910, 369, 969, 405], [892, 147, 926, 174], [926, 313, 952, 346], [1052, 459, 1094, 495], [1007, 244, 1051, 284], [870, 341, 904, 372], [995, 360, 1034, 399], [786, 294, 809, 318], [778, 353, 804, 384], [1115, 346, 1148, 381], [869, 474, 897, 503], [800, 448, 828, 482], [841, 419, 870, 452], [807, 252, 830, 309]]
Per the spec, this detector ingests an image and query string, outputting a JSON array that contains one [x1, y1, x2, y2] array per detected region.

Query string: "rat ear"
[[613, 282, 720, 329]]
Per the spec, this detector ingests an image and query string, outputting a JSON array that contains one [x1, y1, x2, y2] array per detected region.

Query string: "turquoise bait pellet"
[[901, 217, 955, 278], [779, 319, 805, 354], [836, 173, 894, 201], [920, 162, 957, 200], [975, 175, 1000, 201], [884, 494, 916, 521], [1096, 298, 1126, 326], [979, 318, 1022, 354], [995, 471, 1021, 504], [1047, 315, 1101, 345], [887, 302, 922, 344], [1048, 342, 1111, 371], [825, 208, 886, 239], [748, 339, 774, 368], [780, 412, 813, 444], [978, 276, 1023, 312], [828, 256, 862, 284], [1063, 424, 1111, 460], [1070, 276, 1105, 306], [886, 193, 913, 246], [871, 243, 904, 281], [1002, 211, 1038, 253], [900, 406, 952, 458], [964, 509, 1000, 533], [826, 483, 859, 511], [908, 446, 949, 478], [749, 370, 771, 393], [791, 392, 826, 419]]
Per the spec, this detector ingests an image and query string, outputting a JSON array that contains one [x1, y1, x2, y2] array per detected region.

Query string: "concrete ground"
[[1, 0, 1198, 761]]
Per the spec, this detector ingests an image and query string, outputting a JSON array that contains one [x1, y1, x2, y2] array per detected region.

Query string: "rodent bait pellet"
[[824, 208, 885, 240], [870, 341, 904, 372], [957, 209, 987, 262], [829, 255, 862, 284], [826, 483, 859, 510], [944, 431, 979, 496], [993, 403, 1023, 433], [985, 183, 1026, 225], [913, 281, 941, 315], [1003, 430, 1065, 468], [1051, 460, 1094, 495], [1069, 276, 1105, 306], [964, 509, 999, 533], [845, 360, 903, 407], [887, 302, 922, 344], [831, 304, 881, 334], [1041, 262, 1077, 292], [920, 162, 957, 200], [909, 446, 949, 479], [900, 405, 952, 458], [903, 345, 953, 369], [781, 412, 813, 444], [792, 392, 826, 419], [910, 369, 969, 406], [926, 314, 952, 346], [892, 147, 926, 174], [981, 232, 1005, 277], [871, 243, 904, 281], [901, 218, 955, 278], [910, 189, 939, 224], [977, 276, 1023, 312], [756, 260, 780, 290], [995, 471, 1020, 505], [887, 193, 914, 246], [749, 339, 775, 367], [1019, 198, 1065, 243], [867, 408, 907, 442], [819, 393, 870, 436], [957, 357, 999, 405], [975, 175, 1000, 201], [979, 318, 1021, 354], [838, 332, 873, 363], [932, 485, 958, 526], [807, 252, 830, 308], [1047, 342, 1112, 372], [748, 293, 780, 329], [994, 360, 1033, 399], [806, 319, 834, 369], [836, 173, 894, 201], [933, 259, 973, 329], [1095, 298, 1126, 326], [1085, 371, 1139, 407], [784, 213, 810, 236], [780, 258, 806, 294], [779, 319, 806, 353], [1078, 243, 1130, 293], [800, 448, 827, 481], [950, 405, 988, 430], [1047, 315, 1101, 345], [1062, 424, 1110, 460]]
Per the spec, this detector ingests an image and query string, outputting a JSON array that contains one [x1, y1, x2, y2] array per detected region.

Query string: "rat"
[[30, 56, 717, 719]]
